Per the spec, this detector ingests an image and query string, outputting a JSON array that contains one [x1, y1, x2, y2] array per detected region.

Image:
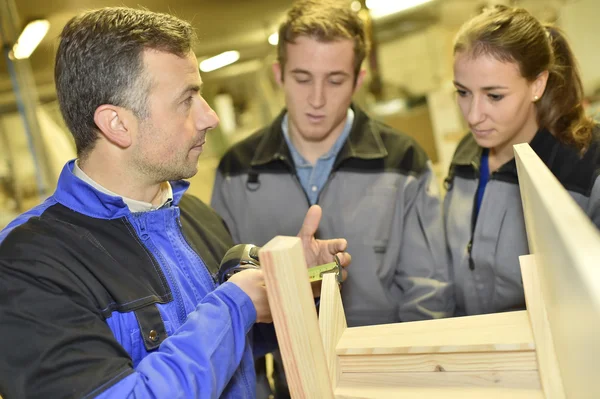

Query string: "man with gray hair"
[[0, 7, 349, 398]]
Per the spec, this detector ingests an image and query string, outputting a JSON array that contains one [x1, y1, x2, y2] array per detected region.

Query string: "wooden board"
[[338, 370, 541, 390], [519, 255, 565, 398], [339, 351, 538, 373], [515, 143, 600, 399], [319, 272, 347, 389], [334, 385, 544, 399], [259, 236, 333, 398], [337, 311, 534, 355]]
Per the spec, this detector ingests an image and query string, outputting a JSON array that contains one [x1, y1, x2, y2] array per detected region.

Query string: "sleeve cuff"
[[213, 282, 257, 333]]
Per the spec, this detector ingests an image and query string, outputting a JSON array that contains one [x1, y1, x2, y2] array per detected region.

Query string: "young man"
[[0, 7, 349, 398], [211, 0, 454, 396]]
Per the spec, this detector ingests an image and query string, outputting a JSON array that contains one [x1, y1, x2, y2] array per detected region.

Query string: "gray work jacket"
[[211, 106, 454, 327], [444, 128, 600, 316]]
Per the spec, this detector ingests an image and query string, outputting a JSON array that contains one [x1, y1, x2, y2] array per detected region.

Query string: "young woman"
[[444, 5, 600, 316]]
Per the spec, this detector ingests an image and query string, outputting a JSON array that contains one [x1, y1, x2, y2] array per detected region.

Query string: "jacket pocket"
[[129, 320, 173, 367]]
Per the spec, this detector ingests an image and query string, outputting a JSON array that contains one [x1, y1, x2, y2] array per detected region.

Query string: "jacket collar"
[[450, 128, 558, 173], [53, 160, 190, 219], [250, 104, 388, 168]]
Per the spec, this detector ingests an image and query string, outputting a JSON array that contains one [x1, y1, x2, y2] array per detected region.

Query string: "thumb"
[[297, 205, 322, 239]]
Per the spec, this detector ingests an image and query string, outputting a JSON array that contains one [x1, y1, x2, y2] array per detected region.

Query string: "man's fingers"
[[336, 251, 351, 268], [340, 267, 348, 282], [297, 205, 322, 239], [328, 238, 348, 255]]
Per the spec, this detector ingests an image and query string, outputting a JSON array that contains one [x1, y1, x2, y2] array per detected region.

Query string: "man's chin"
[[298, 130, 333, 143], [165, 165, 199, 182]]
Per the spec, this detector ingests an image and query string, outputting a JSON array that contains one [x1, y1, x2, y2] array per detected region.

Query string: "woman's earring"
[[533, 95, 539, 102]]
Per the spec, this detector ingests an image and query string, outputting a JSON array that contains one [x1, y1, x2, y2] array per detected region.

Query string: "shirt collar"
[[72, 161, 173, 212]]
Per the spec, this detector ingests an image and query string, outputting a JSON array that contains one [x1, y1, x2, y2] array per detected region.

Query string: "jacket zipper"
[[277, 153, 312, 208], [175, 213, 217, 288], [315, 169, 338, 206], [467, 161, 479, 271], [135, 214, 187, 325]]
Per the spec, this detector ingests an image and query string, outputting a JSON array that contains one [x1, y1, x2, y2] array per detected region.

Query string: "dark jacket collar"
[[450, 128, 558, 173], [449, 127, 600, 196], [250, 104, 388, 168]]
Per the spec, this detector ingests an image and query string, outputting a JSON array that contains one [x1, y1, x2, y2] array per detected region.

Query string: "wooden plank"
[[519, 255, 565, 398], [335, 385, 543, 399], [337, 311, 534, 355], [259, 236, 333, 399], [338, 370, 541, 390], [514, 143, 600, 399], [319, 272, 347, 389], [339, 350, 538, 373]]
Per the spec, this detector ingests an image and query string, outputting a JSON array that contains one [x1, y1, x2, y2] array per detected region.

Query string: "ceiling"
[[0, 0, 569, 110]]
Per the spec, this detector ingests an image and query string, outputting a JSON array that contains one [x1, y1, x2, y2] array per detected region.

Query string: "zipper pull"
[[467, 240, 475, 270]]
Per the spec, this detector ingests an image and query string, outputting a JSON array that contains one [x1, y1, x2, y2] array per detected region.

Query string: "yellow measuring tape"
[[307, 261, 340, 283]]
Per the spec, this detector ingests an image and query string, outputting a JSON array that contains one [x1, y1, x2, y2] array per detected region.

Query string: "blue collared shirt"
[[282, 108, 354, 205]]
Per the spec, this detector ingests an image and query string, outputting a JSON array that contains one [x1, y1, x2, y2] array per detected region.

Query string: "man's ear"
[[93, 105, 134, 148], [532, 70, 549, 102], [272, 62, 284, 87], [353, 69, 367, 93]]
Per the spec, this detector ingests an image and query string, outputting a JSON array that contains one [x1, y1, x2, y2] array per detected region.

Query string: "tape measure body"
[[307, 261, 338, 282]]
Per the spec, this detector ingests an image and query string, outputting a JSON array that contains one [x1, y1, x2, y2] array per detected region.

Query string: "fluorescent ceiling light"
[[268, 32, 279, 46], [12, 19, 50, 60], [366, 0, 434, 19], [199, 50, 240, 72]]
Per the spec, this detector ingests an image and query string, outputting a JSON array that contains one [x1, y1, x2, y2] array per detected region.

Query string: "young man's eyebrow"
[[327, 71, 350, 77], [290, 69, 311, 75]]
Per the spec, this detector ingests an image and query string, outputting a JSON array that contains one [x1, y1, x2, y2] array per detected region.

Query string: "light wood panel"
[[319, 272, 347, 388], [519, 255, 565, 398], [339, 351, 538, 373], [337, 370, 541, 390], [334, 385, 544, 399], [337, 311, 535, 355], [259, 236, 333, 399], [515, 143, 600, 399]]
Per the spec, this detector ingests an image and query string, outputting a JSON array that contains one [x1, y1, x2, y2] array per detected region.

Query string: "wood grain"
[[260, 236, 333, 399], [337, 311, 535, 355], [338, 370, 542, 390], [339, 350, 538, 373], [319, 272, 347, 389], [519, 255, 565, 398], [515, 143, 600, 399]]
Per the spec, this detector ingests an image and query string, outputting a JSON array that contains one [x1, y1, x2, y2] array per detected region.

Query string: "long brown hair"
[[454, 5, 594, 152]]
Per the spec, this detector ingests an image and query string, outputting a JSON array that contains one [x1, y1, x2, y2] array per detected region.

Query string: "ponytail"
[[536, 26, 594, 152], [453, 6, 595, 153]]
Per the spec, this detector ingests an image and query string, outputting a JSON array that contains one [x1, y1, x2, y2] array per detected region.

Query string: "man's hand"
[[228, 269, 272, 323], [297, 205, 351, 296]]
